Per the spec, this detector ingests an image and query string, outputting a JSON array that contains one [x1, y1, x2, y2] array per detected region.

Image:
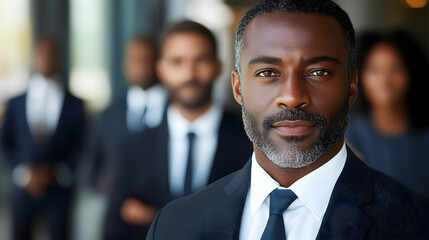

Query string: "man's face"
[[124, 41, 157, 89], [232, 13, 357, 168], [34, 40, 59, 77], [157, 33, 220, 109]]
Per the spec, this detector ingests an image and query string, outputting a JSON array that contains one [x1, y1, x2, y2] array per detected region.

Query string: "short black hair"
[[235, 0, 356, 80], [355, 30, 429, 129], [161, 20, 217, 58]]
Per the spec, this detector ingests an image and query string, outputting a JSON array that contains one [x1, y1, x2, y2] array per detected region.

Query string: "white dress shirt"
[[239, 143, 347, 240], [167, 102, 223, 197], [26, 73, 65, 136], [126, 83, 167, 132]]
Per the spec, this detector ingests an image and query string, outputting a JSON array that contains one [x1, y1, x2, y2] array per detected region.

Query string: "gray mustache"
[[262, 108, 326, 129]]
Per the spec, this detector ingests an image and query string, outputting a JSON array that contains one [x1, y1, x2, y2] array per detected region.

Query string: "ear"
[[231, 69, 243, 105], [348, 69, 358, 105]]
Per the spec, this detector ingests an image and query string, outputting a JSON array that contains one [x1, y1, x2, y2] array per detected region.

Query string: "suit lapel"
[[49, 91, 68, 143], [316, 147, 373, 240], [116, 95, 129, 134], [204, 160, 251, 240], [20, 94, 34, 142], [156, 112, 172, 203]]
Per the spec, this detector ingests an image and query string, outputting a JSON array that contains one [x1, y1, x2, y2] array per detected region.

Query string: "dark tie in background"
[[261, 189, 297, 240], [137, 106, 147, 132], [184, 132, 196, 196]]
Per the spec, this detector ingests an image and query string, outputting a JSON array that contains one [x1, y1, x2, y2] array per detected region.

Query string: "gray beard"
[[241, 101, 349, 169]]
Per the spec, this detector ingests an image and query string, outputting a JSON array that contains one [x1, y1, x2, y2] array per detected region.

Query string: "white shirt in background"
[[26, 73, 65, 136], [126, 83, 167, 132], [239, 143, 347, 240], [167, 102, 223, 197]]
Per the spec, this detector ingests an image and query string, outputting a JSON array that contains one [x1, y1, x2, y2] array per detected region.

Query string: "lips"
[[271, 120, 317, 137]]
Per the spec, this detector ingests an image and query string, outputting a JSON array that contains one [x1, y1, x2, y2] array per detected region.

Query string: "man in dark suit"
[[146, 1, 429, 239], [1, 37, 85, 240], [103, 20, 253, 239], [84, 36, 167, 194]]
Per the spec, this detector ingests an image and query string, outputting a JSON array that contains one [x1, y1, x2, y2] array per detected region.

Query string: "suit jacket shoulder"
[[147, 148, 429, 240], [318, 148, 429, 239], [147, 161, 251, 240]]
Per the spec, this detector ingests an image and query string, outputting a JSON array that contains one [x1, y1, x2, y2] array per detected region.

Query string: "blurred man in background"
[[1, 37, 85, 240], [103, 20, 253, 240], [84, 36, 167, 195]]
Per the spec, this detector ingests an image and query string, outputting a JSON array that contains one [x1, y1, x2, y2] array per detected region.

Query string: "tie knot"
[[187, 132, 196, 141], [269, 189, 297, 215]]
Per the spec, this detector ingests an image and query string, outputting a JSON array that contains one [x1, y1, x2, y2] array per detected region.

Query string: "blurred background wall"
[[0, 0, 428, 239]]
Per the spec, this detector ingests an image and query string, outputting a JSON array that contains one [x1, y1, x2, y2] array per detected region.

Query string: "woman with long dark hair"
[[346, 30, 429, 198]]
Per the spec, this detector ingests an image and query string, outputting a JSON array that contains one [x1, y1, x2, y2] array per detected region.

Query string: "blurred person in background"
[[0, 37, 85, 240], [346, 30, 429, 198], [84, 36, 167, 195], [103, 20, 253, 240]]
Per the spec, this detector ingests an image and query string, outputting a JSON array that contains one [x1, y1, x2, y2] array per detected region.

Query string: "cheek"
[[392, 73, 410, 97], [309, 81, 348, 120], [361, 73, 379, 99], [241, 80, 278, 121], [159, 67, 180, 89], [196, 63, 217, 83]]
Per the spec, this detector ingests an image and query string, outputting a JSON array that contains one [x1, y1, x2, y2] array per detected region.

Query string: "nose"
[[180, 61, 197, 82], [275, 71, 310, 109]]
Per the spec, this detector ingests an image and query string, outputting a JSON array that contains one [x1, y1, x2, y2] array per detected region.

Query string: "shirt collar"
[[249, 143, 347, 220], [28, 73, 63, 98], [127, 85, 146, 111], [127, 84, 167, 127], [167, 101, 223, 139]]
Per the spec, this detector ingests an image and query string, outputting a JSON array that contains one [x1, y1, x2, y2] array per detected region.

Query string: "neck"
[[173, 99, 213, 122], [255, 139, 344, 187], [135, 79, 156, 91], [39, 72, 55, 79], [370, 103, 409, 135]]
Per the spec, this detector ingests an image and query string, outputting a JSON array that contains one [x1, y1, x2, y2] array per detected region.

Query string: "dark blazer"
[[104, 109, 253, 240], [1, 91, 85, 172], [146, 147, 429, 240], [1, 90, 85, 240], [83, 95, 130, 192]]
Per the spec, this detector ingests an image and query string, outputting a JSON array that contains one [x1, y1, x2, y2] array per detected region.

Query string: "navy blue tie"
[[184, 132, 195, 196], [261, 189, 297, 240]]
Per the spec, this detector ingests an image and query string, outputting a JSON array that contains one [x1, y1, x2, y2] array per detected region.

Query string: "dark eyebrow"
[[304, 56, 340, 65], [248, 56, 283, 67]]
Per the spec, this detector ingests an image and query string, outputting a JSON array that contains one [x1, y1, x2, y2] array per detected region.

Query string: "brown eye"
[[309, 70, 329, 76], [257, 70, 279, 77]]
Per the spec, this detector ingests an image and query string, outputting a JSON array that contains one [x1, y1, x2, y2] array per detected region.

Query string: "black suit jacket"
[[1, 91, 85, 174], [104, 109, 253, 240], [146, 147, 429, 240], [84, 95, 130, 192]]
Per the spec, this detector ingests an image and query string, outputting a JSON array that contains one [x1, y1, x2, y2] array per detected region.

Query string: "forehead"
[[366, 42, 402, 61], [162, 33, 214, 57], [128, 41, 154, 54], [241, 12, 347, 67]]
